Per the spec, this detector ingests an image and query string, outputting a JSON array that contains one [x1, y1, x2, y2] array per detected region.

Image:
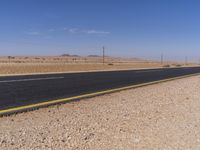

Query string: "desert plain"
[[0, 55, 190, 75]]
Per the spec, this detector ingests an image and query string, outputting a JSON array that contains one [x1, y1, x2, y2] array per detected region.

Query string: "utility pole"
[[161, 53, 163, 65], [103, 46, 105, 65]]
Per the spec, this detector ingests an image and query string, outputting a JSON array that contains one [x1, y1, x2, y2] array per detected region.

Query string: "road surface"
[[0, 67, 200, 111]]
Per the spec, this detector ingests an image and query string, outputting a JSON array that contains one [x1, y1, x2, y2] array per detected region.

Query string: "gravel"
[[0, 75, 200, 150]]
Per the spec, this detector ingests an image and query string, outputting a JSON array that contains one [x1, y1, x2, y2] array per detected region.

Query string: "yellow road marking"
[[1, 72, 200, 116]]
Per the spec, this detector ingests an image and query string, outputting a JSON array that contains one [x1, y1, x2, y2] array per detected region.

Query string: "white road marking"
[[0, 77, 64, 83]]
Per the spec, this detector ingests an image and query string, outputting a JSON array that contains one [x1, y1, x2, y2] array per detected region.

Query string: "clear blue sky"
[[1, 0, 200, 61]]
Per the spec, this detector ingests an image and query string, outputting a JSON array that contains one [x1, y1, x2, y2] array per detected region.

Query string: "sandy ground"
[[0, 75, 200, 150], [0, 56, 184, 75], [0, 62, 162, 75]]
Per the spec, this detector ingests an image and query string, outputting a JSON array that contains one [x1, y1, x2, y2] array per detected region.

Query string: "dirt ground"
[[0, 75, 200, 150]]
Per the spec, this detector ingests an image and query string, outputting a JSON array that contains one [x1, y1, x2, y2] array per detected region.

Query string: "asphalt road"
[[0, 67, 200, 111]]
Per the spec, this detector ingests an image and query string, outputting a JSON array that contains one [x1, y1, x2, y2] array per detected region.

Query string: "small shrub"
[[163, 64, 170, 68], [175, 64, 182, 67], [8, 56, 15, 59]]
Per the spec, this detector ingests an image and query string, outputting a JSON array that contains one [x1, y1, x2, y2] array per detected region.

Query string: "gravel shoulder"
[[0, 75, 200, 150]]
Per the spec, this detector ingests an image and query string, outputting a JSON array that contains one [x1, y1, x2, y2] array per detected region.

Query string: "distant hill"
[[70, 55, 80, 57], [60, 54, 70, 57], [87, 55, 101, 57], [60, 54, 80, 57]]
